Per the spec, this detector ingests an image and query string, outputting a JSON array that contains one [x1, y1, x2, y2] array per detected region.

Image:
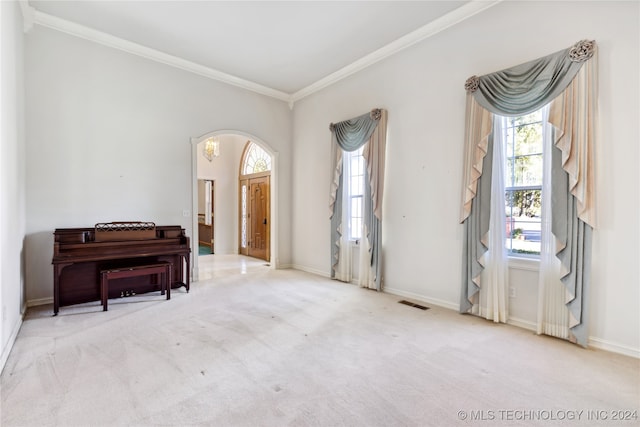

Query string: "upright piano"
[[52, 222, 191, 315]]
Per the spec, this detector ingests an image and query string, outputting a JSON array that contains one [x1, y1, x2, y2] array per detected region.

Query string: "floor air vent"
[[398, 300, 430, 310]]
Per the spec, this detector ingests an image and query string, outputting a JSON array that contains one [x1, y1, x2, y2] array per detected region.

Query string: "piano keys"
[[52, 222, 191, 315]]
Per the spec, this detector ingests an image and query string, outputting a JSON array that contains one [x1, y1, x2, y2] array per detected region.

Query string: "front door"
[[238, 141, 272, 262], [248, 176, 270, 261]]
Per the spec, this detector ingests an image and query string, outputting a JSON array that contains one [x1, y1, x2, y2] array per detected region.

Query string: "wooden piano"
[[52, 222, 191, 315]]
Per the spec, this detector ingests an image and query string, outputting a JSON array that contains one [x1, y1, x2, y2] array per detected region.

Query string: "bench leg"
[[101, 264, 171, 311]]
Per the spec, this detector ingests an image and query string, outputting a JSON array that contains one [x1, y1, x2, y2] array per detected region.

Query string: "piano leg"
[[185, 254, 190, 292], [53, 263, 72, 316], [100, 270, 108, 311], [166, 264, 172, 299]]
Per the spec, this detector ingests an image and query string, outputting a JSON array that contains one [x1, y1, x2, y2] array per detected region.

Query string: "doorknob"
[[263, 218, 267, 225]]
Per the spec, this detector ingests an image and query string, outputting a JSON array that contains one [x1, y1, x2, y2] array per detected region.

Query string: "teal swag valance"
[[330, 109, 382, 152], [461, 39, 597, 226], [465, 40, 594, 116]]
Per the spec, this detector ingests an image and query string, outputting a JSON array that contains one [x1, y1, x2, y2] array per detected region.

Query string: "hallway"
[[197, 253, 271, 281]]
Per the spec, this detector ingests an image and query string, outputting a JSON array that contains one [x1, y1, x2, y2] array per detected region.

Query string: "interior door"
[[197, 179, 214, 254], [248, 176, 270, 261], [209, 180, 215, 253]]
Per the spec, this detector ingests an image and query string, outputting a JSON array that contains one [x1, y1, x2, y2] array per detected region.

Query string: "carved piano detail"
[[52, 222, 191, 315]]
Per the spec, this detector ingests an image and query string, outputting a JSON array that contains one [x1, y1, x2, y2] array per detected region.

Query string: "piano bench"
[[100, 262, 172, 311]]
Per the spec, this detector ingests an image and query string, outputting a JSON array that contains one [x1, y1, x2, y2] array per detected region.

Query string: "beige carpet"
[[1, 255, 638, 426]]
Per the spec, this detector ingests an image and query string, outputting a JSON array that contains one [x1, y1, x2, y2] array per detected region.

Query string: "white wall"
[[197, 134, 246, 254], [24, 26, 292, 305], [292, 1, 639, 356], [0, 0, 27, 371]]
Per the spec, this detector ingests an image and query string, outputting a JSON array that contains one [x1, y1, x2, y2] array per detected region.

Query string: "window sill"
[[508, 256, 540, 271]]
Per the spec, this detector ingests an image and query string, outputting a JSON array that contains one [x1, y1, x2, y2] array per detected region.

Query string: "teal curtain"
[[460, 134, 494, 312], [461, 40, 596, 347], [363, 170, 382, 289], [330, 170, 344, 279], [551, 142, 592, 346]]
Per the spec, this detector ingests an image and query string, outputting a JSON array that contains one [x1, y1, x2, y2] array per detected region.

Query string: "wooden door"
[[248, 176, 270, 261]]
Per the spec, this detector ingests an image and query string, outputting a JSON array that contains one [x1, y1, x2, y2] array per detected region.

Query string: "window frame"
[[344, 146, 365, 242], [502, 111, 544, 258]]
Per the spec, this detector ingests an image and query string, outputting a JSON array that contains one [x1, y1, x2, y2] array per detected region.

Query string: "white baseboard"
[[508, 318, 639, 358], [507, 316, 537, 332], [290, 264, 330, 278], [383, 287, 459, 312], [380, 291, 639, 359], [276, 263, 293, 270], [27, 297, 53, 307], [0, 314, 24, 375], [588, 336, 639, 359]]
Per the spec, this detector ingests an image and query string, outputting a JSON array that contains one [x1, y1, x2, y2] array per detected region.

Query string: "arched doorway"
[[190, 131, 278, 282]]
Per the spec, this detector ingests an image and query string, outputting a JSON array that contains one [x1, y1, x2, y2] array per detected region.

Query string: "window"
[[503, 110, 543, 256], [243, 142, 271, 175], [240, 183, 247, 248], [345, 146, 365, 241]]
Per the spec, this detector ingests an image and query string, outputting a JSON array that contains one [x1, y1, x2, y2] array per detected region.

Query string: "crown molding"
[[28, 0, 501, 107], [290, 0, 503, 103], [32, 10, 291, 103], [19, 0, 35, 33]]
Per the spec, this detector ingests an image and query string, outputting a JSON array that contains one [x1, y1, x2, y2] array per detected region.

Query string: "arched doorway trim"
[[190, 130, 279, 281]]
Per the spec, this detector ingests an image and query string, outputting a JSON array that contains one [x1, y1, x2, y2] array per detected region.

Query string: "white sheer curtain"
[[473, 115, 508, 322], [537, 105, 570, 339], [334, 148, 353, 282], [358, 214, 373, 288]]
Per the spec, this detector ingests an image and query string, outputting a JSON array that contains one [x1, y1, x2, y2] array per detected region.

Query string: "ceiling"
[[27, 1, 494, 102]]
